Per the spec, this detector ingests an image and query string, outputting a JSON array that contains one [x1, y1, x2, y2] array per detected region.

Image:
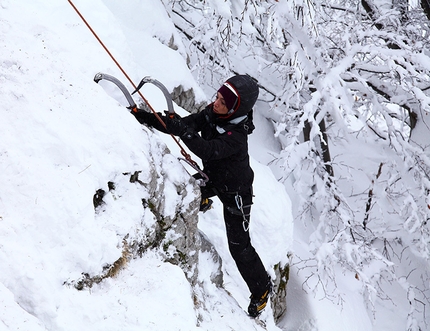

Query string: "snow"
[[0, 1, 421, 331]]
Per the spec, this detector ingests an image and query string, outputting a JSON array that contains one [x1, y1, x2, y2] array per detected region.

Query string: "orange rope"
[[67, 0, 199, 167]]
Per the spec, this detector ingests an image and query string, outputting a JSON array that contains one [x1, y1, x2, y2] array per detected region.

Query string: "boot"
[[199, 198, 213, 213], [248, 281, 272, 317]]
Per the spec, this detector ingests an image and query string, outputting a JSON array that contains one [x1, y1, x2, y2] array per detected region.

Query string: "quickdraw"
[[235, 193, 251, 232]]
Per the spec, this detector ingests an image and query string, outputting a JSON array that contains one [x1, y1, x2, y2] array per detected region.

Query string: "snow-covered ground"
[[0, 1, 413, 330]]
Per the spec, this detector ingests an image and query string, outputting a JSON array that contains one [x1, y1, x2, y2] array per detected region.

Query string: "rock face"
[[68, 120, 287, 324], [171, 84, 207, 114], [271, 261, 290, 322], [139, 85, 206, 115], [128, 169, 224, 285], [67, 141, 223, 289]]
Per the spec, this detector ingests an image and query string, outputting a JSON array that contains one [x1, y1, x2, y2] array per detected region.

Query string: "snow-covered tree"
[[166, 0, 430, 329]]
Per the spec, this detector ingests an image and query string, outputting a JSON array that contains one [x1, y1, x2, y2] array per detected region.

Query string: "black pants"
[[201, 185, 270, 298]]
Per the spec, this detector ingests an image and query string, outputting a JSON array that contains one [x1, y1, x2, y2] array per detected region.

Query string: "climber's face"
[[213, 92, 229, 115]]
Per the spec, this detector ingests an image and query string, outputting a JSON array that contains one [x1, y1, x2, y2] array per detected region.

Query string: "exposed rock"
[[70, 148, 221, 291], [198, 230, 223, 287], [171, 84, 207, 114], [137, 84, 206, 115], [271, 259, 291, 322], [125, 164, 203, 285], [70, 135, 288, 328]]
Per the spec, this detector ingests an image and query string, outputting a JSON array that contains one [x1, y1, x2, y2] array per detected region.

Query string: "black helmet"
[[217, 75, 259, 120]]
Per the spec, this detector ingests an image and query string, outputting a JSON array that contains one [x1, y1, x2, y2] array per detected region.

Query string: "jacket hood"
[[217, 75, 259, 120]]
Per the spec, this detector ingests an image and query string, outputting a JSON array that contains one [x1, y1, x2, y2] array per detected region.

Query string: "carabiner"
[[235, 193, 250, 232]]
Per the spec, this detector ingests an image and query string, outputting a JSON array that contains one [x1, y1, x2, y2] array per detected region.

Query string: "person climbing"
[[131, 74, 272, 317]]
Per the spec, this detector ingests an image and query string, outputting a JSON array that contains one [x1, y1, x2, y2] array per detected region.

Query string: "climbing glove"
[[131, 109, 154, 125], [165, 115, 187, 136]]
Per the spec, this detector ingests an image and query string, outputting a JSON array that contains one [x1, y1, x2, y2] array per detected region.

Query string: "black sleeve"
[[133, 109, 208, 135], [132, 110, 179, 134], [183, 129, 245, 161], [180, 109, 207, 133]]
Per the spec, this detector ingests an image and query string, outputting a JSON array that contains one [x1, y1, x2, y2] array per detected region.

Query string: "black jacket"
[[136, 105, 254, 193], [180, 105, 254, 193]]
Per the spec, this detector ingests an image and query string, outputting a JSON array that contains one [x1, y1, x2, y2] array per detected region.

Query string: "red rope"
[[67, 0, 198, 168]]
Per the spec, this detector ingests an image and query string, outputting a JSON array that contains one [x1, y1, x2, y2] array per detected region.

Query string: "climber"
[[131, 75, 272, 317]]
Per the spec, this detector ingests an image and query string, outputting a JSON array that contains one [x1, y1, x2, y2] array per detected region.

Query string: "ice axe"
[[132, 76, 175, 118]]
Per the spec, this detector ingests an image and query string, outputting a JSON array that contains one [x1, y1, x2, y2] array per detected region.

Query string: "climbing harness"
[[67, 0, 208, 185]]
